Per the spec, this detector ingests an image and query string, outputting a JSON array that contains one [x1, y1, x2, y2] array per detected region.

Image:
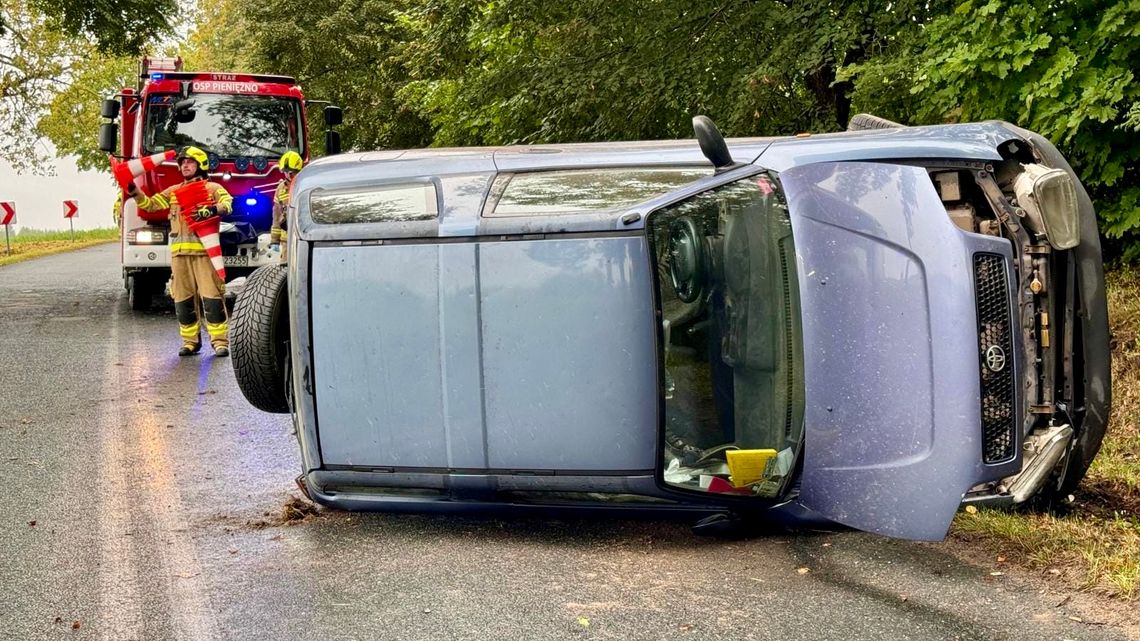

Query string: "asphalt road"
[[0, 244, 1130, 641]]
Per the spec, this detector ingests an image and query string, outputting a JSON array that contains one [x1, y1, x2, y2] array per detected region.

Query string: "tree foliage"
[[23, 0, 177, 55], [16, 0, 1140, 256], [0, 0, 159, 171], [846, 0, 1140, 257]]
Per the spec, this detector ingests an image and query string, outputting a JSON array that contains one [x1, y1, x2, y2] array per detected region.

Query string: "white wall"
[[0, 156, 118, 232]]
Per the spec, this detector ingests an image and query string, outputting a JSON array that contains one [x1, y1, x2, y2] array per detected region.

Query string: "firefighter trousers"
[[171, 254, 228, 348]]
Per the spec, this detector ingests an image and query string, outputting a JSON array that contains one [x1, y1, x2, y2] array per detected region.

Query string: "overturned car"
[[231, 115, 1110, 541]]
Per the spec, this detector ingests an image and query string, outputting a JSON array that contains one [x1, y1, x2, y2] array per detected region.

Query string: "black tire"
[[231, 264, 291, 413], [847, 113, 904, 131], [128, 274, 152, 311]]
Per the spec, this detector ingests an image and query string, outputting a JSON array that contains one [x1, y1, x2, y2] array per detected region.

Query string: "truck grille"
[[974, 253, 1016, 464]]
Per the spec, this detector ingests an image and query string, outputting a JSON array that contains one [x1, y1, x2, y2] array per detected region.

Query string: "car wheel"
[[231, 264, 291, 413], [847, 113, 904, 131]]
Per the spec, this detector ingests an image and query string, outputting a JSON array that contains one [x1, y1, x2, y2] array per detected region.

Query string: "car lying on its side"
[[230, 115, 1110, 541]]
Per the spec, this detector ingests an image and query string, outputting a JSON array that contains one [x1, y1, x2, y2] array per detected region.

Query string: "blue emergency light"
[[150, 73, 164, 81]]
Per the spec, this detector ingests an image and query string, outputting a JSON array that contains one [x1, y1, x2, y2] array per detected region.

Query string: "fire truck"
[[98, 56, 342, 310]]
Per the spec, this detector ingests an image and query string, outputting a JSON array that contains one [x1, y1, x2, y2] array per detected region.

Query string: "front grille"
[[974, 254, 1016, 464]]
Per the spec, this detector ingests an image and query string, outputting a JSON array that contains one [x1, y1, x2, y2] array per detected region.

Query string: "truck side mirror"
[[101, 98, 121, 120], [324, 105, 343, 127], [325, 130, 342, 155], [98, 123, 120, 154]]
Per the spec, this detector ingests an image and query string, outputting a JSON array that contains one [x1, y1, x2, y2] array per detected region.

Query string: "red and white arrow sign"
[[0, 201, 14, 226], [63, 200, 79, 219]]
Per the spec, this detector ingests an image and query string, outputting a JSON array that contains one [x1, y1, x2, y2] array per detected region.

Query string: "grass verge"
[[950, 267, 1140, 599], [0, 228, 118, 268]]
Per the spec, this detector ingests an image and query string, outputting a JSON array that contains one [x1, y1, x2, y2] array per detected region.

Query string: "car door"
[[639, 161, 1016, 540]]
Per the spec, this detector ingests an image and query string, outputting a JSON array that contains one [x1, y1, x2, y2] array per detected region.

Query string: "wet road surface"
[[0, 244, 1130, 640]]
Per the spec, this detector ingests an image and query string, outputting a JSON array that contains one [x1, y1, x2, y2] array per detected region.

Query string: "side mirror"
[[325, 130, 342, 155], [101, 98, 121, 120], [324, 105, 343, 127], [98, 123, 119, 154]]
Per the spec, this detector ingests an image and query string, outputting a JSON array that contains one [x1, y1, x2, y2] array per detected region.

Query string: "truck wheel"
[[128, 275, 152, 311], [232, 265, 291, 413]]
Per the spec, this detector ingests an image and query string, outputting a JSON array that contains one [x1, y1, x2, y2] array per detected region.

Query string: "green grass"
[[0, 227, 119, 268], [950, 267, 1140, 599], [6, 227, 119, 243]]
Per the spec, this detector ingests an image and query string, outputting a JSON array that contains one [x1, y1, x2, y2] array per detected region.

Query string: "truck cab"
[[98, 56, 342, 310]]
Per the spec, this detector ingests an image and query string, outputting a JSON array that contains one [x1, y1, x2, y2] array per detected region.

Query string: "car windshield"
[[143, 93, 303, 160], [647, 173, 805, 499]]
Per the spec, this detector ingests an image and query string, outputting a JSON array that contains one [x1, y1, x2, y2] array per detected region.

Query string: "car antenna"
[[692, 115, 736, 172]]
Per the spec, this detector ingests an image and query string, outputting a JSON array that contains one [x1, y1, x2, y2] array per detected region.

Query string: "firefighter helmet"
[[177, 146, 209, 168], [278, 151, 303, 173]]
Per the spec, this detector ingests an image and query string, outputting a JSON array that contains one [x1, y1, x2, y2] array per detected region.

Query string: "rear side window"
[[310, 183, 439, 224], [484, 167, 711, 216]]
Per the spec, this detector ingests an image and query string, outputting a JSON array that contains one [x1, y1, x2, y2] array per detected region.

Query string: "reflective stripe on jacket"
[[134, 178, 233, 256]]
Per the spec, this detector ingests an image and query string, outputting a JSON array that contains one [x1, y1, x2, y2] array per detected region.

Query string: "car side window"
[[309, 183, 439, 224], [483, 167, 711, 216]]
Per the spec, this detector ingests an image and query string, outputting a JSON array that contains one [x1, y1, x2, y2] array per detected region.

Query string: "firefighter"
[[127, 146, 234, 357], [271, 151, 302, 259]]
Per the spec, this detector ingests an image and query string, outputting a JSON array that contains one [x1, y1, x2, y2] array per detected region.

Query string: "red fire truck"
[[98, 56, 341, 310]]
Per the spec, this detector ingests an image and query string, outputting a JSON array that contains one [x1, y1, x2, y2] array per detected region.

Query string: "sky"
[[0, 155, 118, 233]]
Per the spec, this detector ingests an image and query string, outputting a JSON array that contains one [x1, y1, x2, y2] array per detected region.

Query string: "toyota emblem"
[[985, 345, 1007, 372]]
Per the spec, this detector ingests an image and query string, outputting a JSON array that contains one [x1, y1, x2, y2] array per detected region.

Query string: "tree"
[[0, 0, 162, 172], [845, 0, 1140, 257], [24, 0, 176, 55]]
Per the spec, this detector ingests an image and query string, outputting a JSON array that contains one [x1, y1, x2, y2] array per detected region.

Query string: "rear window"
[[310, 183, 439, 224], [484, 167, 711, 217]]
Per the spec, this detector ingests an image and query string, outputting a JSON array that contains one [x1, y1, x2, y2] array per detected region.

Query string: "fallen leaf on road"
[[228, 549, 239, 555], [577, 616, 589, 628], [71, 621, 81, 630], [965, 505, 978, 514], [797, 567, 810, 575]]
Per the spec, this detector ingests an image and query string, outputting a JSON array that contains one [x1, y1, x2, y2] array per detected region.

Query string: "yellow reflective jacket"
[[271, 178, 291, 244], [134, 178, 233, 256]]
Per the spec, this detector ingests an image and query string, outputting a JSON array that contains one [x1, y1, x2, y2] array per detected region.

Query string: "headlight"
[[128, 228, 167, 244], [1014, 164, 1080, 250]]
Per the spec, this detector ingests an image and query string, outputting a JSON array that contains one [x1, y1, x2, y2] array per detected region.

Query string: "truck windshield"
[[143, 93, 303, 160]]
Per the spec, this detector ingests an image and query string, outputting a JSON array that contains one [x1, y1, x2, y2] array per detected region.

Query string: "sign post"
[[1, 201, 14, 255], [63, 200, 78, 241]]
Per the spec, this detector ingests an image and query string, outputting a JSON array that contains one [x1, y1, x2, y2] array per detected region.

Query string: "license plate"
[[223, 255, 249, 267]]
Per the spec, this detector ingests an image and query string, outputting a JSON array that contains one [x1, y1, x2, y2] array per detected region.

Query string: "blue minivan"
[[231, 116, 1110, 541]]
